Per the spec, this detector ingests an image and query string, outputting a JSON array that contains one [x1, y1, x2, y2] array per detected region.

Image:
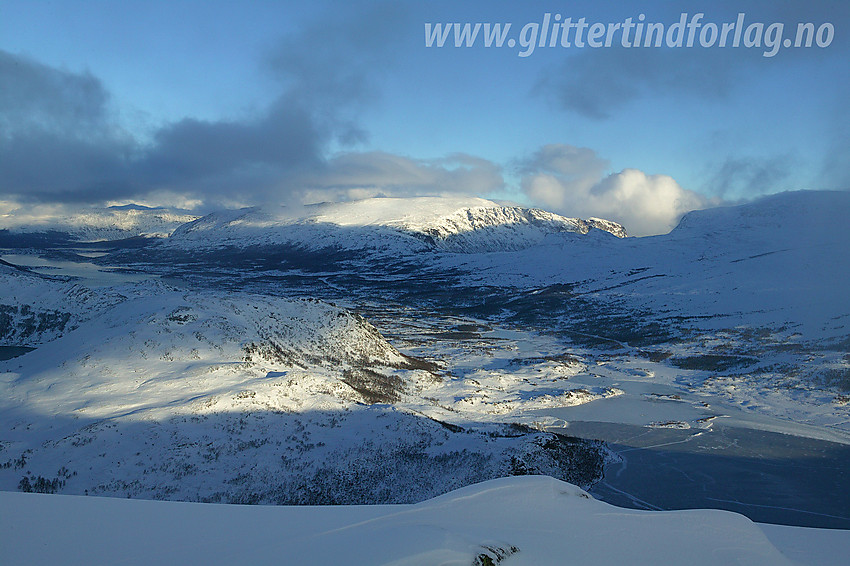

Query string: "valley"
[[1, 192, 849, 532]]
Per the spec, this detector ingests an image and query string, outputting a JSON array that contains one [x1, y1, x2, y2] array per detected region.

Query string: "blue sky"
[[1, 0, 847, 234]]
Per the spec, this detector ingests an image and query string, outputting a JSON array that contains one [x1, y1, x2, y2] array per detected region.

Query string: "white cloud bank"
[[520, 144, 711, 236]]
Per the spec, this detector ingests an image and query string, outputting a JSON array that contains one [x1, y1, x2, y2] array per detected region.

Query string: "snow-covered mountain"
[[167, 196, 626, 253], [0, 204, 199, 242], [669, 189, 849, 243], [451, 190, 850, 336]]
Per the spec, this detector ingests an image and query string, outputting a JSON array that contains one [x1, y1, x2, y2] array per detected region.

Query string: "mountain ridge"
[[167, 196, 627, 253]]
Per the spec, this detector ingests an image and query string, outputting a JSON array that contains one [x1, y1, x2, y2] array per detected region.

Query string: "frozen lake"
[[552, 420, 850, 529], [1, 252, 154, 287], [0, 346, 35, 361]]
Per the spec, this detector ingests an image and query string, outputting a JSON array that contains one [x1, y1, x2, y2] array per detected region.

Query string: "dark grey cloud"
[[141, 97, 322, 186], [267, 3, 404, 99], [0, 50, 109, 136], [0, 49, 317, 205], [266, 2, 408, 145], [0, 130, 136, 202], [0, 3, 414, 208], [0, 4, 503, 208], [0, 51, 135, 201]]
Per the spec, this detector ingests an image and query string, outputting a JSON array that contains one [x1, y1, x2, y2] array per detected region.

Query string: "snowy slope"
[[6, 476, 845, 566], [0, 276, 608, 503], [167, 196, 626, 253], [0, 280, 411, 421], [449, 190, 850, 339], [0, 264, 125, 345]]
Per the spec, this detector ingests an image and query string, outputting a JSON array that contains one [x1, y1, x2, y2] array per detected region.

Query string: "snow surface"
[[5, 475, 844, 566]]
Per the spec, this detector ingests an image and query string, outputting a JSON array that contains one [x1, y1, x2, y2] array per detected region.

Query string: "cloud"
[[267, 3, 404, 95], [0, 44, 712, 237], [0, 51, 138, 200], [0, 58, 707, 236], [265, 2, 407, 145], [518, 145, 609, 193], [0, 48, 268, 204], [296, 151, 504, 203], [587, 169, 710, 236], [536, 1, 850, 120], [135, 96, 324, 199], [0, 3, 412, 208], [536, 45, 746, 120], [519, 144, 709, 235], [818, 84, 850, 191], [0, 45, 508, 211], [0, 50, 110, 136], [705, 154, 796, 198], [0, 130, 135, 201], [821, 132, 850, 192], [3, 4, 734, 232]]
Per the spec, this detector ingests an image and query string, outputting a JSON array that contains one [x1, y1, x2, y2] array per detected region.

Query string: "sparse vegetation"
[[821, 368, 850, 391], [0, 304, 74, 342], [473, 544, 520, 565], [639, 349, 673, 362], [670, 354, 755, 372], [18, 475, 65, 494], [340, 368, 404, 404]]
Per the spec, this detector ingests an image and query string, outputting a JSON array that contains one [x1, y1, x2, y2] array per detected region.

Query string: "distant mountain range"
[[0, 206, 199, 242]]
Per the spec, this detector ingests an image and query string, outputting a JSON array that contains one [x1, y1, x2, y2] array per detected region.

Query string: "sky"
[[0, 0, 848, 235]]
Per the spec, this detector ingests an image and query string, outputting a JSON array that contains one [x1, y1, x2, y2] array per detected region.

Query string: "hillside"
[[0, 277, 607, 503]]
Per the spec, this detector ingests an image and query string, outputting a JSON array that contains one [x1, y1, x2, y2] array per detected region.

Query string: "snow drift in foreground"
[[5, 475, 847, 566]]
